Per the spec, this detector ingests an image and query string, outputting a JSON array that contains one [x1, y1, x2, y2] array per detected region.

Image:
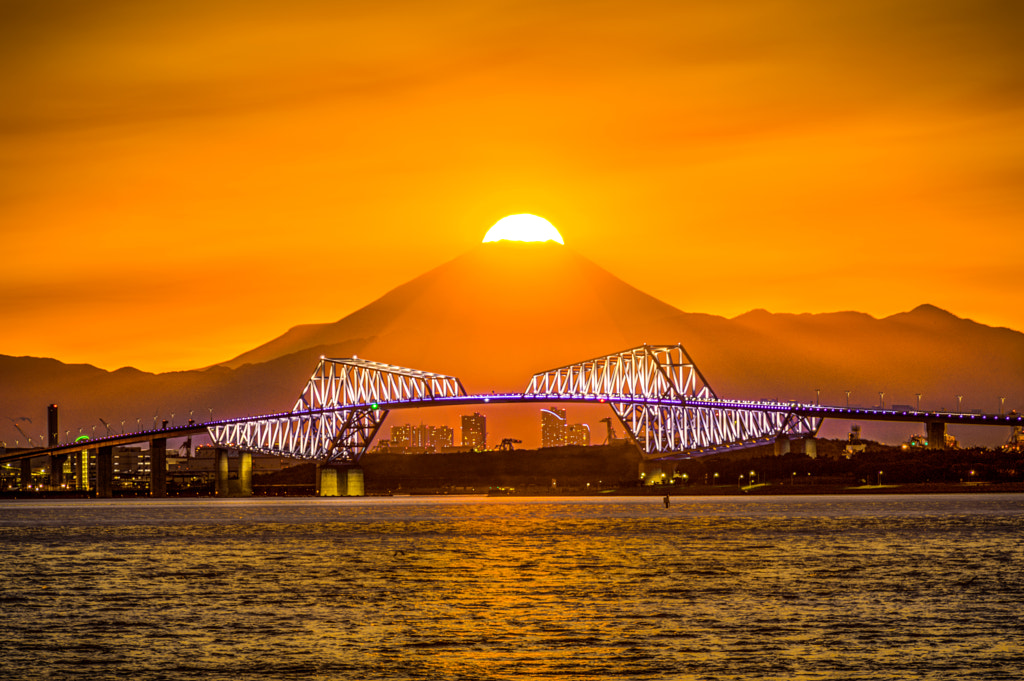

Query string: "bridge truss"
[[526, 344, 822, 455], [208, 344, 822, 463], [208, 358, 467, 464]]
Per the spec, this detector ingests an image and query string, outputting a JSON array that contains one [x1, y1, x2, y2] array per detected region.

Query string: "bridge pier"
[[20, 457, 32, 489], [96, 446, 113, 498], [212, 449, 253, 497], [238, 451, 253, 497], [49, 454, 66, 490], [150, 438, 167, 497], [319, 466, 364, 497], [774, 436, 791, 456], [803, 437, 817, 459], [215, 448, 230, 496], [320, 467, 340, 496], [347, 468, 364, 496], [927, 421, 946, 449]]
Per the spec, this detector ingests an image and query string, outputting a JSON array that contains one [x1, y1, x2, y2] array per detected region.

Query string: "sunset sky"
[[2, 0, 1022, 373]]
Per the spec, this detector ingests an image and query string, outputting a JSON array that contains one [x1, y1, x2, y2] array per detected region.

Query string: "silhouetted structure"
[[462, 412, 487, 450]]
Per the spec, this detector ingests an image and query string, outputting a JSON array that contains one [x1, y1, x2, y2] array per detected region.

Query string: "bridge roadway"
[[5, 392, 1021, 463]]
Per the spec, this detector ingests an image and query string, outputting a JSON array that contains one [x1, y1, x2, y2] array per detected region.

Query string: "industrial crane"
[[14, 423, 36, 448], [599, 417, 628, 446], [497, 438, 521, 452], [599, 417, 616, 445]]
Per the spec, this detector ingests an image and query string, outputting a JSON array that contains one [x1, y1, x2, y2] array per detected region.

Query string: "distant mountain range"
[[3, 242, 1021, 448]]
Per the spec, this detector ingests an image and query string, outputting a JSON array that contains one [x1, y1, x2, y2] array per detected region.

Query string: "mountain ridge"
[[2, 242, 1021, 448]]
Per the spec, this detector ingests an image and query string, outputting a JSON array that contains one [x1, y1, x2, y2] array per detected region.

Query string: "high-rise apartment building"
[[389, 423, 455, 452], [542, 408, 591, 448], [428, 425, 454, 450], [566, 423, 591, 447], [461, 413, 487, 450], [390, 424, 412, 449], [541, 408, 567, 448]]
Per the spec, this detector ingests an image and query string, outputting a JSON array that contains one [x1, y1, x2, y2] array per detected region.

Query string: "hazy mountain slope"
[[2, 242, 1021, 449], [223, 242, 692, 388]]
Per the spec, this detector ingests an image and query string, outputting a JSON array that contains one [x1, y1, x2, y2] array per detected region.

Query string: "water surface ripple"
[[1, 494, 1021, 680]]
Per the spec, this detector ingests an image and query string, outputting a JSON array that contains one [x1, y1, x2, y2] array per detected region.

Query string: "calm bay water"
[[1, 494, 1022, 680]]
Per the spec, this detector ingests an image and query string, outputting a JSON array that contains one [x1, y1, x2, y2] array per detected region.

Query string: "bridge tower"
[[208, 357, 466, 494], [525, 344, 822, 456]]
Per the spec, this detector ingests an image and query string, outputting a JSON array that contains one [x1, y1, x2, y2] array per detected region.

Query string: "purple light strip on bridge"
[[15, 393, 1021, 460]]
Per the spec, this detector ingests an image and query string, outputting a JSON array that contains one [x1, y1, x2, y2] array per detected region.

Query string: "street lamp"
[[738, 473, 744, 488], [956, 395, 964, 413], [879, 392, 885, 409], [846, 391, 852, 408], [713, 472, 719, 486], [750, 470, 756, 486], [815, 388, 820, 406], [916, 393, 922, 411], [878, 470, 883, 486], [999, 397, 1005, 415]]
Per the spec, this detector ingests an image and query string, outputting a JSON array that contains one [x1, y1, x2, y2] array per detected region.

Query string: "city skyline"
[[2, 1, 1022, 373]]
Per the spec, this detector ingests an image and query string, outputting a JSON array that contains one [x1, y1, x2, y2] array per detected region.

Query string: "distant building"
[[541, 408, 567, 447], [390, 424, 412, 449], [428, 425, 454, 450], [387, 423, 454, 452], [461, 413, 487, 450], [542, 408, 591, 447], [566, 423, 591, 447]]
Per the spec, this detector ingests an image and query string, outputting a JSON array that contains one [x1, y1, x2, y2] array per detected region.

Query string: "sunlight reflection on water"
[[1, 495, 1021, 680]]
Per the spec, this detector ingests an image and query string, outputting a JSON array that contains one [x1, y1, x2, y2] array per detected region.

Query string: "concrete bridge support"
[[803, 437, 817, 459], [238, 451, 253, 497], [215, 448, 230, 496], [49, 454, 66, 490], [347, 468, 364, 496], [927, 421, 946, 449], [774, 436, 791, 456], [20, 457, 32, 489], [97, 446, 113, 498], [320, 467, 340, 496], [319, 466, 364, 496], [211, 448, 253, 497], [150, 438, 167, 497]]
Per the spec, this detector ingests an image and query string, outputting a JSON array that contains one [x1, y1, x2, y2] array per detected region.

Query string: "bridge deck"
[[4, 392, 1020, 463]]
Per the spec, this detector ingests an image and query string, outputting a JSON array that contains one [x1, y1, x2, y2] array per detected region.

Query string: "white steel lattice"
[[526, 344, 821, 454], [208, 357, 466, 463]]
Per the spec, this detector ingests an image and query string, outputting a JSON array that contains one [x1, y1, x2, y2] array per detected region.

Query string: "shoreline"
[[3, 481, 1021, 500]]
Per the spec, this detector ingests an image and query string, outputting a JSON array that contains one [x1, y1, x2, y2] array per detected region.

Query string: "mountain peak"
[[884, 304, 961, 325]]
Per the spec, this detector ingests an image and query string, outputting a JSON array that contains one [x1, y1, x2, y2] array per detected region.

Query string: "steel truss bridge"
[[200, 343, 1019, 464], [5, 343, 1020, 469]]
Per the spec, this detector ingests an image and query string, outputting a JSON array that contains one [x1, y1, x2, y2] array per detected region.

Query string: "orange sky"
[[2, 0, 1022, 373]]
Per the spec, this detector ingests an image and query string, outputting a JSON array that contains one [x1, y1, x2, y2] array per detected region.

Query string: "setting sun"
[[482, 214, 564, 245]]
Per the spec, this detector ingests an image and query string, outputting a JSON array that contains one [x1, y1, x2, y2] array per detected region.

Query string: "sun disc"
[[482, 214, 564, 244]]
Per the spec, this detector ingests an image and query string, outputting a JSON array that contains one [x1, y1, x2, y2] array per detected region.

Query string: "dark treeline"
[[668, 440, 1024, 487], [254, 440, 1023, 493]]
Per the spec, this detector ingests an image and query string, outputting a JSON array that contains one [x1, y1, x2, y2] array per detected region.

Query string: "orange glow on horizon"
[[0, 1, 1021, 372]]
